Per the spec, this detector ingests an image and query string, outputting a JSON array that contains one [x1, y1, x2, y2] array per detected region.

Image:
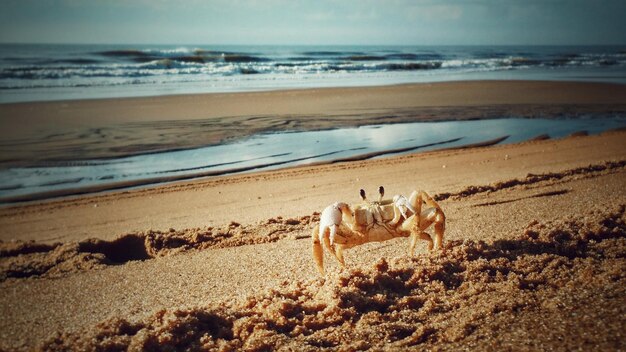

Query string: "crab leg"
[[312, 227, 343, 274], [408, 190, 446, 250], [312, 224, 325, 275], [334, 245, 346, 267], [409, 231, 434, 255]]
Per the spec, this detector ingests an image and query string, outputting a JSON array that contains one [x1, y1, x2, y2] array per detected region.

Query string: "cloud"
[[3, 0, 625, 45], [406, 4, 463, 21]]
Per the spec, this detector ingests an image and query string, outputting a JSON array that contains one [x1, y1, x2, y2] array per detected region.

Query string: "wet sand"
[[0, 81, 625, 350], [1, 80, 625, 167], [0, 134, 512, 204]]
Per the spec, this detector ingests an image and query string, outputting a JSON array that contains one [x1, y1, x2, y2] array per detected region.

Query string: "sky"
[[0, 0, 625, 46]]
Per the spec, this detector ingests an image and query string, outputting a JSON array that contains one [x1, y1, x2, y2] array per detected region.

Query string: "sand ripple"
[[435, 160, 625, 201], [0, 215, 316, 281], [38, 205, 625, 351]]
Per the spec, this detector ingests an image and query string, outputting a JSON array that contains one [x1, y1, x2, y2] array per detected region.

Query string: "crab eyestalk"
[[378, 186, 385, 202], [359, 189, 366, 201]]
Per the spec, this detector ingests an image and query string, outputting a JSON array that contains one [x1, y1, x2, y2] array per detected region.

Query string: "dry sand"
[[0, 81, 625, 350]]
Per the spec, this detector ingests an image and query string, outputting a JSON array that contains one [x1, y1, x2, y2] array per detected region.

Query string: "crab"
[[312, 186, 446, 275]]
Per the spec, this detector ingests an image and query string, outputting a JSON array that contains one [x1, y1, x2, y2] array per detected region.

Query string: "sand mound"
[[0, 215, 315, 281], [39, 205, 625, 351], [435, 160, 625, 201]]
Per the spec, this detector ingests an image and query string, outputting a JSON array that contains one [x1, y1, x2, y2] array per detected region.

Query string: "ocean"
[[1, 44, 625, 103], [1, 44, 625, 202]]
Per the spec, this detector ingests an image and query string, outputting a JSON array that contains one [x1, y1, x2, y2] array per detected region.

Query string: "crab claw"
[[393, 194, 416, 219], [329, 224, 337, 246], [319, 202, 344, 245]]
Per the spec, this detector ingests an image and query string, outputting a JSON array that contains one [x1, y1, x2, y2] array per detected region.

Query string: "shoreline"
[[1, 80, 626, 167], [0, 134, 511, 204], [1, 129, 624, 244], [3, 78, 626, 107], [0, 127, 621, 205]]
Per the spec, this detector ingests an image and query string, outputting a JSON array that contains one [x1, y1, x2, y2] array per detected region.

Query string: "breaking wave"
[[2, 45, 625, 88]]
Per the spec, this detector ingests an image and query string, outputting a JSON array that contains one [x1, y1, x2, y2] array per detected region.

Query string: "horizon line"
[[1, 42, 625, 47]]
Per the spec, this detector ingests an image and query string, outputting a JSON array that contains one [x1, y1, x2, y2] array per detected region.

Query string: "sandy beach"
[[0, 81, 625, 350], [1, 80, 625, 167]]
